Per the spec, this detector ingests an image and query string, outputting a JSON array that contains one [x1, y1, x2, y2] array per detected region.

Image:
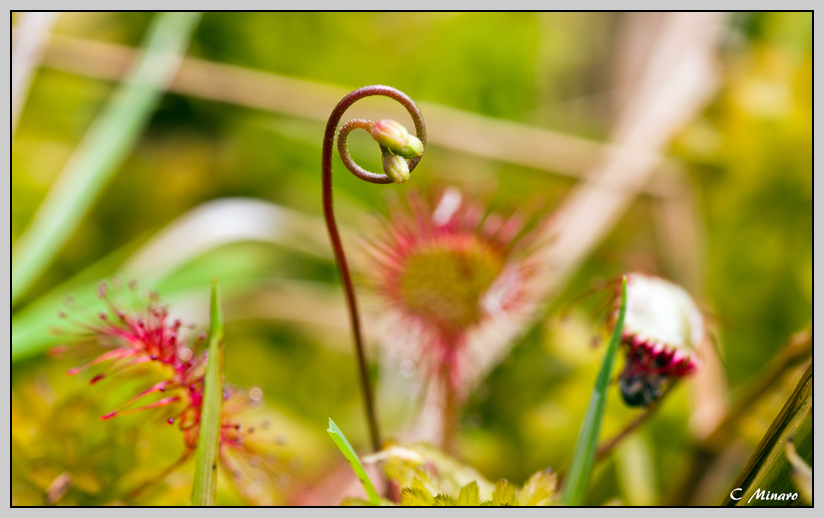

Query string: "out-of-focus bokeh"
[[12, 12, 811, 506]]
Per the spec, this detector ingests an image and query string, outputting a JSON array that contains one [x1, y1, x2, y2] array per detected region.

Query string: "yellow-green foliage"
[[343, 442, 556, 506]]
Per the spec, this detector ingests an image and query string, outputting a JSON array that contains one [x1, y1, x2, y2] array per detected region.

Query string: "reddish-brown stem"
[[322, 85, 426, 452], [442, 366, 458, 455]]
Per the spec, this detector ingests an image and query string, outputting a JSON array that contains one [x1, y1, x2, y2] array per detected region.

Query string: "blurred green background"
[[11, 12, 811, 506]]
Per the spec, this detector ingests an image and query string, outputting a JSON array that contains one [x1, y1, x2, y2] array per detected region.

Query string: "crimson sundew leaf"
[[11, 12, 201, 305], [191, 279, 224, 506], [327, 418, 381, 506], [561, 276, 627, 505]]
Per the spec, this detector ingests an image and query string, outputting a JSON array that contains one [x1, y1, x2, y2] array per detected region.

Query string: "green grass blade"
[[327, 418, 381, 505], [725, 364, 812, 506], [192, 279, 224, 506], [12, 198, 329, 362], [561, 276, 627, 506], [11, 12, 202, 306], [11, 240, 259, 362]]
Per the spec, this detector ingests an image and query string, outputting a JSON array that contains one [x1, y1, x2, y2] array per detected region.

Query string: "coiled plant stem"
[[321, 85, 427, 452]]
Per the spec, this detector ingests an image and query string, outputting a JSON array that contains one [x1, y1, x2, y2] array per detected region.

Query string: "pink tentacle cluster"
[[621, 333, 702, 378], [55, 280, 287, 501], [363, 188, 542, 397]]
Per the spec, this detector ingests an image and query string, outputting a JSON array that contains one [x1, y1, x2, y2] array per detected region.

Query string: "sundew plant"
[[11, 12, 811, 507]]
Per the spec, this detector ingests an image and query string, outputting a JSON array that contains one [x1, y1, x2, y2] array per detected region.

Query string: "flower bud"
[[370, 119, 423, 159], [396, 135, 424, 159], [370, 119, 409, 150], [382, 153, 410, 184], [614, 273, 704, 407]]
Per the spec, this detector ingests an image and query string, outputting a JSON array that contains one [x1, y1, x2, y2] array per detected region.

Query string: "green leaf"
[[11, 12, 202, 305], [400, 486, 434, 506], [191, 279, 224, 506], [433, 494, 457, 506], [456, 481, 482, 506], [492, 479, 518, 506], [561, 275, 627, 506], [519, 469, 557, 506], [362, 441, 558, 507], [368, 442, 494, 500], [327, 418, 381, 506], [726, 364, 812, 506], [367, 445, 437, 497], [12, 216, 322, 363]]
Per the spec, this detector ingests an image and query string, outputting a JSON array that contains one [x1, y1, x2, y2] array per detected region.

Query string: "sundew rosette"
[[53, 280, 289, 503], [612, 273, 705, 407], [361, 187, 542, 396]]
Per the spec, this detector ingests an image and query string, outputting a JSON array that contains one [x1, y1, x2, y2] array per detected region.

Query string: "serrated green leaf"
[[433, 494, 457, 506], [492, 479, 519, 506], [519, 469, 557, 506], [364, 442, 557, 507], [401, 486, 435, 506], [410, 477, 434, 497], [327, 418, 381, 506], [191, 279, 223, 506], [456, 481, 482, 506], [369, 442, 494, 500], [561, 276, 627, 505], [369, 445, 437, 496]]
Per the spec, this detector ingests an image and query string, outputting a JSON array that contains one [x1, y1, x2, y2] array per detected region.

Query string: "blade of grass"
[[192, 279, 224, 506], [327, 418, 381, 506], [11, 11, 201, 306], [723, 364, 812, 506], [561, 275, 627, 506], [12, 237, 145, 363], [11, 240, 261, 362], [12, 197, 331, 363], [666, 328, 811, 505]]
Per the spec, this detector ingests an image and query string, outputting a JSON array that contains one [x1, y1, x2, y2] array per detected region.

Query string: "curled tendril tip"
[[321, 85, 427, 452]]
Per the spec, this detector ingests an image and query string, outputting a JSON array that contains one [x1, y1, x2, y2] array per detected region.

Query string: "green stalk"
[[11, 11, 201, 306], [327, 418, 382, 505], [192, 279, 224, 506], [724, 364, 812, 506], [561, 276, 627, 506]]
